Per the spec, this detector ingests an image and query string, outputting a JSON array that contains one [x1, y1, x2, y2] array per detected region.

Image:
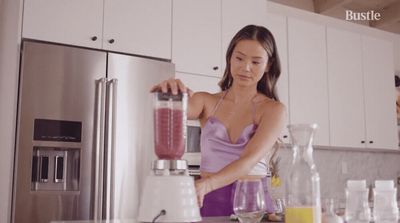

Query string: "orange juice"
[[285, 206, 315, 223]]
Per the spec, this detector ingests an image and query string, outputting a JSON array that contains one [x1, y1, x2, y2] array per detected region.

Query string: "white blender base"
[[138, 175, 201, 222]]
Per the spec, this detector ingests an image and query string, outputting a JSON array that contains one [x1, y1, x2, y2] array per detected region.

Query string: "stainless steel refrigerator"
[[12, 40, 174, 223]]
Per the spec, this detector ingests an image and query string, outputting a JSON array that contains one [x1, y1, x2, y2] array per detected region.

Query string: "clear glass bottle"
[[285, 124, 321, 223], [345, 180, 370, 223], [373, 180, 399, 223], [323, 199, 343, 223]]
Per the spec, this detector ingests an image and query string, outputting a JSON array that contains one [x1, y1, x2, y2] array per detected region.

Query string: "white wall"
[[0, 0, 23, 222], [395, 38, 400, 74]]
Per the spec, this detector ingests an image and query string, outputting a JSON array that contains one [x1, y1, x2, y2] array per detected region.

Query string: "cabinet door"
[[288, 18, 329, 146], [103, 0, 172, 59], [221, 0, 268, 72], [172, 0, 221, 77], [23, 0, 103, 48], [327, 27, 365, 148], [222, 1, 290, 142], [362, 36, 398, 149], [175, 72, 220, 93], [265, 13, 290, 143]]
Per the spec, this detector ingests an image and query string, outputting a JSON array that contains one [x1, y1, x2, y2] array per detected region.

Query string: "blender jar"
[[153, 91, 187, 160]]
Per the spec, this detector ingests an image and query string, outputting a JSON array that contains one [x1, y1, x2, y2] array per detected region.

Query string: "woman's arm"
[[195, 101, 287, 205], [187, 92, 207, 120]]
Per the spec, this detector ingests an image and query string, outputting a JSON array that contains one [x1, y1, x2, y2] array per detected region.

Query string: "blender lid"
[[154, 91, 187, 101]]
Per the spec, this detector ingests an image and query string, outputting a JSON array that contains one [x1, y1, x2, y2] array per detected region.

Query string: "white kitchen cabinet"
[[327, 27, 398, 150], [23, 0, 103, 48], [288, 18, 330, 146], [172, 0, 221, 77], [221, 0, 269, 71], [264, 13, 290, 143], [362, 36, 398, 150], [23, 0, 172, 59], [175, 72, 220, 93], [327, 27, 365, 148], [221, 0, 290, 142], [103, 0, 171, 59]]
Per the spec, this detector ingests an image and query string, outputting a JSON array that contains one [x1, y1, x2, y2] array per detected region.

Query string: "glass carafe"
[[153, 91, 187, 160], [285, 124, 321, 223]]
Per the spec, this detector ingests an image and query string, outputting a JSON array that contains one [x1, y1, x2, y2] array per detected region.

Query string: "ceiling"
[[275, 0, 400, 34]]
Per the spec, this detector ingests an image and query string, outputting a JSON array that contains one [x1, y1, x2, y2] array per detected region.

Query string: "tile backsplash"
[[267, 146, 400, 202]]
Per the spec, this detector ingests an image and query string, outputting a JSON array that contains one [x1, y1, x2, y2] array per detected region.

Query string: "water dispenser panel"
[[31, 147, 80, 191]]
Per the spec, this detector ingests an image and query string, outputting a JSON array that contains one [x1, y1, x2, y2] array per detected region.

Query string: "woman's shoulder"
[[189, 91, 224, 122], [256, 95, 286, 116], [192, 91, 224, 103]]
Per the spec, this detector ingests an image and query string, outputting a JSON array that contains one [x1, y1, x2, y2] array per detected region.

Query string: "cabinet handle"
[[361, 140, 365, 143], [213, 66, 219, 71], [91, 36, 98, 41], [369, 140, 373, 144], [108, 39, 115, 44]]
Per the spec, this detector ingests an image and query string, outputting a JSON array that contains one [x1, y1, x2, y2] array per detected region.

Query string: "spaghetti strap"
[[251, 99, 257, 124], [210, 91, 229, 116]]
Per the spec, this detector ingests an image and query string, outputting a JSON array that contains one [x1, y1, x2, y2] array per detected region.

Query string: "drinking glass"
[[274, 198, 286, 214], [233, 179, 266, 223]]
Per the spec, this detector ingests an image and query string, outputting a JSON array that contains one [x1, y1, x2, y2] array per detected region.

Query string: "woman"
[[151, 25, 286, 217]]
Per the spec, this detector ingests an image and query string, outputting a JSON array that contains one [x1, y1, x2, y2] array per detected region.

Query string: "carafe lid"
[[347, 180, 367, 190], [375, 180, 395, 191]]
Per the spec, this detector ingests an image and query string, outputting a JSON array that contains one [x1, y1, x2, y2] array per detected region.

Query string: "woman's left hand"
[[194, 177, 215, 208]]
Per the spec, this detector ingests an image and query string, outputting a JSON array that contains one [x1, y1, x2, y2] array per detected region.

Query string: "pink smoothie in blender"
[[153, 92, 187, 160]]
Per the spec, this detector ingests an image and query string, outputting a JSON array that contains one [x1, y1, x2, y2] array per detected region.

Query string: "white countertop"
[[51, 216, 285, 223], [51, 217, 232, 223]]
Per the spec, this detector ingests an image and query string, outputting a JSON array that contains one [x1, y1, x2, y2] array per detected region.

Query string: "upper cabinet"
[[23, 0, 104, 49], [264, 13, 290, 143], [22, 0, 172, 59], [362, 36, 397, 149], [327, 27, 398, 150], [175, 72, 220, 94], [103, 0, 171, 59], [221, 0, 269, 72], [221, 0, 290, 142], [327, 28, 365, 148], [287, 18, 330, 146], [172, 0, 221, 77]]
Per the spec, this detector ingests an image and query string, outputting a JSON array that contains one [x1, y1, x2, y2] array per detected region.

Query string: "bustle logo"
[[345, 10, 381, 21]]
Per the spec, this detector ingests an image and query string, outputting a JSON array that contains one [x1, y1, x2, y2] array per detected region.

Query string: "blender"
[[138, 91, 201, 222]]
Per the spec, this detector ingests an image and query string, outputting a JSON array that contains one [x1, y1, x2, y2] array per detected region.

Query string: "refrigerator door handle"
[[94, 78, 107, 220], [104, 78, 118, 219]]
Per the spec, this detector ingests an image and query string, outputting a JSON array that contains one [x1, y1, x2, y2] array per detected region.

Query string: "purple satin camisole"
[[200, 91, 257, 173], [198, 91, 275, 216]]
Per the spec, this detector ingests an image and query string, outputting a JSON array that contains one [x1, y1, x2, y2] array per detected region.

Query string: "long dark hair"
[[219, 25, 281, 101]]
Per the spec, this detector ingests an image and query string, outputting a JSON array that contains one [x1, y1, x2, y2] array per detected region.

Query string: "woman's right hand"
[[195, 176, 215, 207], [150, 78, 193, 96]]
